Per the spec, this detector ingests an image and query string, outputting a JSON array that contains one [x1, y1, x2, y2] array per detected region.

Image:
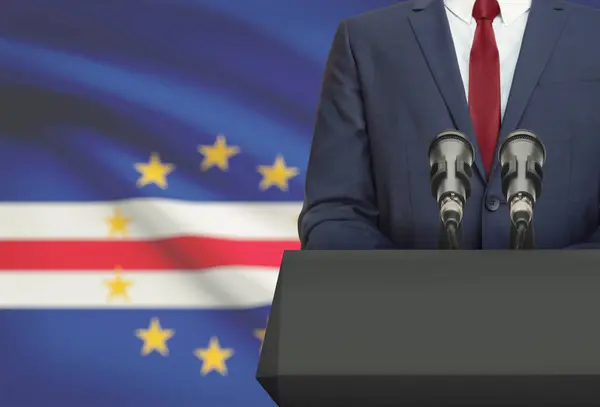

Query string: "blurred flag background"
[[0, 0, 597, 406]]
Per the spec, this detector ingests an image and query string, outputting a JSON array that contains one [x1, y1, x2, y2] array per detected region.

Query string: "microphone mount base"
[[439, 193, 463, 226], [509, 193, 535, 250], [438, 193, 464, 250], [509, 193, 533, 226]]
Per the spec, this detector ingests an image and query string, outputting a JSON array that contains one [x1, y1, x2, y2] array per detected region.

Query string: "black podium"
[[257, 250, 600, 406]]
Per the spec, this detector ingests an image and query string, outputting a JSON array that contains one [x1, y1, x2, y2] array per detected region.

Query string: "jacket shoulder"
[[342, 1, 416, 32], [567, 1, 600, 22], [332, 0, 418, 50]]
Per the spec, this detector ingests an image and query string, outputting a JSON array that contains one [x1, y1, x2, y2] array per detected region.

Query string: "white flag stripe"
[[0, 267, 278, 308], [0, 199, 302, 240]]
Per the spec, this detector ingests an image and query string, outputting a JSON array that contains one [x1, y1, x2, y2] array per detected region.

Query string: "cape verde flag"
[[0, 0, 597, 406], [0, 0, 401, 405]]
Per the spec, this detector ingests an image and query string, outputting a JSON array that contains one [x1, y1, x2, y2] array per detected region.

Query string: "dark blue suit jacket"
[[299, 0, 600, 249]]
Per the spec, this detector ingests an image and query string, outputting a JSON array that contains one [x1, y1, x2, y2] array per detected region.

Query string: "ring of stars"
[[110, 133, 292, 378]]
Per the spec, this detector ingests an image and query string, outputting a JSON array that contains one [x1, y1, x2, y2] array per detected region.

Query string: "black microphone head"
[[498, 129, 545, 203], [428, 130, 474, 168], [428, 130, 475, 204], [499, 130, 546, 168]]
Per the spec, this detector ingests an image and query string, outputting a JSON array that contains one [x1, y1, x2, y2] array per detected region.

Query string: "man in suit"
[[298, 0, 600, 249]]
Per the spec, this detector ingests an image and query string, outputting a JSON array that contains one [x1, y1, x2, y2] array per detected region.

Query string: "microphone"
[[498, 130, 546, 249], [428, 130, 475, 249]]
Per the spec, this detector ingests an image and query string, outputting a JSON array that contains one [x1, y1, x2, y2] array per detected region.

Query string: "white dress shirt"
[[444, 0, 531, 119]]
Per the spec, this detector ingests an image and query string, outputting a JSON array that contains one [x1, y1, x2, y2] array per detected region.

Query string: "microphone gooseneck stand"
[[510, 221, 535, 250], [446, 222, 460, 250], [439, 220, 462, 250], [512, 222, 528, 250]]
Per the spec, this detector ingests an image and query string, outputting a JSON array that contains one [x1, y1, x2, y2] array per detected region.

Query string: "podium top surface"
[[263, 250, 600, 376]]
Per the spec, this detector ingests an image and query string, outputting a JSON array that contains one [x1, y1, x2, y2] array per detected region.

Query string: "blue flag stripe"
[[0, 126, 304, 201], [0, 309, 271, 407]]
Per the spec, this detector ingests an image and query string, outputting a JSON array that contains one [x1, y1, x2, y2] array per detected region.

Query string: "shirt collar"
[[444, 0, 532, 25]]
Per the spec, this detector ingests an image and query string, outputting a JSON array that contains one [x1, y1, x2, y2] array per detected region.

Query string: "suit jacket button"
[[485, 196, 500, 212]]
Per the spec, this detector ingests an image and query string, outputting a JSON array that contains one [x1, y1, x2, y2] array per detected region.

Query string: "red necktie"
[[469, 0, 501, 176]]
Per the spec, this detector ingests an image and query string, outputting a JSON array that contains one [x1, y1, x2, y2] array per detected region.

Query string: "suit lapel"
[[491, 0, 569, 178], [408, 0, 486, 182]]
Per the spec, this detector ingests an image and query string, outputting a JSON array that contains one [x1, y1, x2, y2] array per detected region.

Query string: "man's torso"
[[344, 0, 600, 249]]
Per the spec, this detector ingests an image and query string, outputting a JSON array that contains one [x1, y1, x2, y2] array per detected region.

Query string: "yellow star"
[[105, 207, 131, 237], [135, 318, 175, 357], [198, 134, 240, 171], [254, 328, 266, 342], [254, 328, 266, 352], [194, 337, 234, 376], [104, 265, 133, 302], [257, 155, 299, 191], [255, 316, 268, 352], [134, 153, 175, 189]]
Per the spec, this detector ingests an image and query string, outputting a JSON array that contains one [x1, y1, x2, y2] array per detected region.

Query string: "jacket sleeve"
[[564, 227, 600, 249], [298, 21, 395, 250]]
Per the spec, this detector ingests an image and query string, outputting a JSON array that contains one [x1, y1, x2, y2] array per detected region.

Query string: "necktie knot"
[[472, 0, 501, 21]]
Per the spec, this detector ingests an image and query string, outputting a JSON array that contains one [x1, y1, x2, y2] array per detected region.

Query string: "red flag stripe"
[[0, 237, 299, 270]]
